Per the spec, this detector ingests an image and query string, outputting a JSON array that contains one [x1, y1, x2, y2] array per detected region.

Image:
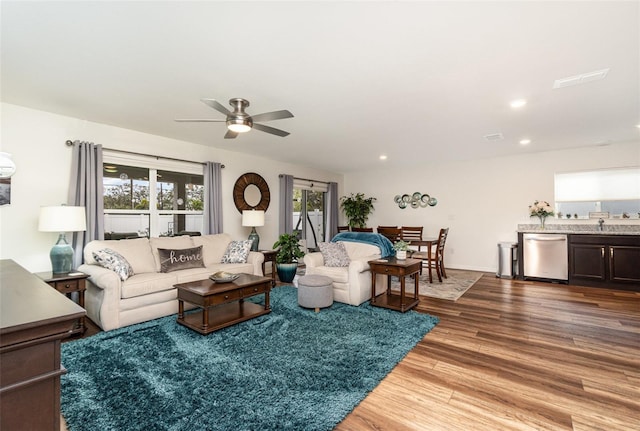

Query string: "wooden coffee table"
[[175, 273, 271, 335]]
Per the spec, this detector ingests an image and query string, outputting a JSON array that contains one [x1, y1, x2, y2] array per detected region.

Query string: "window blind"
[[554, 167, 640, 201]]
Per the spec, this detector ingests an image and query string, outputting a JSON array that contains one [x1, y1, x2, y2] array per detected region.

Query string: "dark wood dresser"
[[0, 259, 86, 430]]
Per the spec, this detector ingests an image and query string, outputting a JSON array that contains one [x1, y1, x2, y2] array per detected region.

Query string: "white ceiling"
[[2, 1, 639, 174]]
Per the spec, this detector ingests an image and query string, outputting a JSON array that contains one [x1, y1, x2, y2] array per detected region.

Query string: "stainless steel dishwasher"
[[522, 233, 568, 282]]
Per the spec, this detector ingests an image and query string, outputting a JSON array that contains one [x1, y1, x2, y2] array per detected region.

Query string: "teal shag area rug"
[[61, 286, 439, 431]]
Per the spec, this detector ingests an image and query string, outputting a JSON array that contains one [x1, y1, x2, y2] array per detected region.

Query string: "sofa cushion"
[[340, 241, 381, 260], [158, 245, 205, 273], [192, 233, 232, 267], [318, 242, 351, 267], [311, 266, 349, 284], [84, 238, 157, 274], [92, 248, 134, 281], [150, 236, 194, 271], [120, 272, 178, 299], [221, 240, 253, 263], [174, 263, 254, 284]]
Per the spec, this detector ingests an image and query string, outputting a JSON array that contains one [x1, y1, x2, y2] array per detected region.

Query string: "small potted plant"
[[273, 233, 305, 283], [393, 240, 410, 260]]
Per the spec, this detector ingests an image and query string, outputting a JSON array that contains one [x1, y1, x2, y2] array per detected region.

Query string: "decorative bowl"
[[209, 271, 240, 283]]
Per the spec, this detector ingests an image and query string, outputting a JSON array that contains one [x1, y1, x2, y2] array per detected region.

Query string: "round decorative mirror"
[[244, 184, 261, 207], [233, 172, 270, 213]]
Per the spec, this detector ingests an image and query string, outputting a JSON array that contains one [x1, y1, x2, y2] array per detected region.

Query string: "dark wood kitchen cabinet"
[[0, 260, 86, 430], [568, 235, 640, 290]]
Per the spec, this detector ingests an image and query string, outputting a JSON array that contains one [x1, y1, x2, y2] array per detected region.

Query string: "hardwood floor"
[[64, 275, 639, 430], [337, 274, 640, 431]]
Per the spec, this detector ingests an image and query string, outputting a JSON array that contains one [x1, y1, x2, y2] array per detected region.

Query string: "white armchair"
[[304, 241, 387, 306]]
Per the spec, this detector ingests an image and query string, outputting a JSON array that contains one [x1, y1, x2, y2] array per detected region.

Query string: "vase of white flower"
[[529, 200, 555, 229], [538, 215, 547, 229]]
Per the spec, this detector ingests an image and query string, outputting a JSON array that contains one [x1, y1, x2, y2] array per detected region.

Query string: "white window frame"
[[103, 150, 204, 237]]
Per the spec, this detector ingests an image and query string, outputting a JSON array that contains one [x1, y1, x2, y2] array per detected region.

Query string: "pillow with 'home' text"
[[158, 246, 205, 273]]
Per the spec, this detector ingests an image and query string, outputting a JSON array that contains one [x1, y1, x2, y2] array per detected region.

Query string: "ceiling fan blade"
[[224, 129, 239, 139], [201, 99, 231, 116], [174, 119, 226, 122], [253, 123, 290, 137], [250, 110, 294, 123]]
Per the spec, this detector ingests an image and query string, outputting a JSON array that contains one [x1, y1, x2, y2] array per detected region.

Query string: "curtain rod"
[[65, 140, 225, 168], [279, 174, 330, 185]]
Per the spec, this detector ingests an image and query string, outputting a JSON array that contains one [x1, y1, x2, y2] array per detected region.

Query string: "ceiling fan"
[[175, 98, 294, 139]]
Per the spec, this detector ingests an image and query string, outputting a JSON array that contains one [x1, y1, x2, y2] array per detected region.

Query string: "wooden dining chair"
[[351, 227, 374, 232], [412, 228, 449, 282], [433, 228, 449, 279], [377, 226, 402, 242], [400, 226, 424, 250]]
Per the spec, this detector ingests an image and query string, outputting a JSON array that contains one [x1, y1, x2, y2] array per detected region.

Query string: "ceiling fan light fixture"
[[227, 117, 253, 133], [178, 97, 292, 138]]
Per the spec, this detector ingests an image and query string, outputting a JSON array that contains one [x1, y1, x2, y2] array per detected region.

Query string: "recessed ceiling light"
[[510, 99, 527, 109], [636, 124, 640, 128], [519, 139, 531, 145], [379, 155, 387, 160]]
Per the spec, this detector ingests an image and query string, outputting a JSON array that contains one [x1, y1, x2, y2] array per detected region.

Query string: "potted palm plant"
[[273, 233, 305, 283], [340, 193, 376, 228]]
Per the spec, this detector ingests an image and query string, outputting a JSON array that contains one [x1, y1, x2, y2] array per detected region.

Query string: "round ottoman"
[[297, 274, 333, 312]]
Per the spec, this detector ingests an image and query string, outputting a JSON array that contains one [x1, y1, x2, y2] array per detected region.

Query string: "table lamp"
[[39, 205, 87, 274], [242, 209, 265, 251]]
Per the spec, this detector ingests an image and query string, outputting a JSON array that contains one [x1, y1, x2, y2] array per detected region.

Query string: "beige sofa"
[[78, 233, 264, 331], [303, 241, 386, 306]]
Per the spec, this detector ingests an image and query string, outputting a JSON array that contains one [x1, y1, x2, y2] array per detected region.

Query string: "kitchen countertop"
[[517, 224, 640, 235]]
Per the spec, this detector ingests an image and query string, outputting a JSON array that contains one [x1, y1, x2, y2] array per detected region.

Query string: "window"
[[102, 152, 204, 237], [554, 167, 640, 219]]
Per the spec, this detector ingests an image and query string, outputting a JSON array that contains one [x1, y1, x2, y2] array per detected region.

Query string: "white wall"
[[344, 141, 640, 272], [0, 103, 343, 272], [2, 103, 638, 274]]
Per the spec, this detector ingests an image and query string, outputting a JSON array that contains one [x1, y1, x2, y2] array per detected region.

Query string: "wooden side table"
[[368, 257, 421, 312], [260, 250, 278, 286], [35, 271, 89, 335]]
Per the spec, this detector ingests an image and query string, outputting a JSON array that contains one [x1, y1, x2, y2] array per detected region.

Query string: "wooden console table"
[[368, 257, 421, 312], [175, 273, 271, 335], [0, 259, 85, 430]]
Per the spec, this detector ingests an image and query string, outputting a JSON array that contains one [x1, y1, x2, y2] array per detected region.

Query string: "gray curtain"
[[203, 162, 223, 234], [68, 140, 104, 268], [325, 181, 339, 241], [278, 174, 294, 235]]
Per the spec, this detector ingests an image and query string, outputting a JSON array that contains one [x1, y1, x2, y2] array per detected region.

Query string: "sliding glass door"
[[293, 188, 325, 251]]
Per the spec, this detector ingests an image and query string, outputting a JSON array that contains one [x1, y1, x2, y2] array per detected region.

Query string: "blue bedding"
[[331, 232, 395, 258]]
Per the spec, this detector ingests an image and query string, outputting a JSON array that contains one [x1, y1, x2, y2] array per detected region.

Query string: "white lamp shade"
[[39, 206, 87, 232], [242, 210, 265, 227]]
